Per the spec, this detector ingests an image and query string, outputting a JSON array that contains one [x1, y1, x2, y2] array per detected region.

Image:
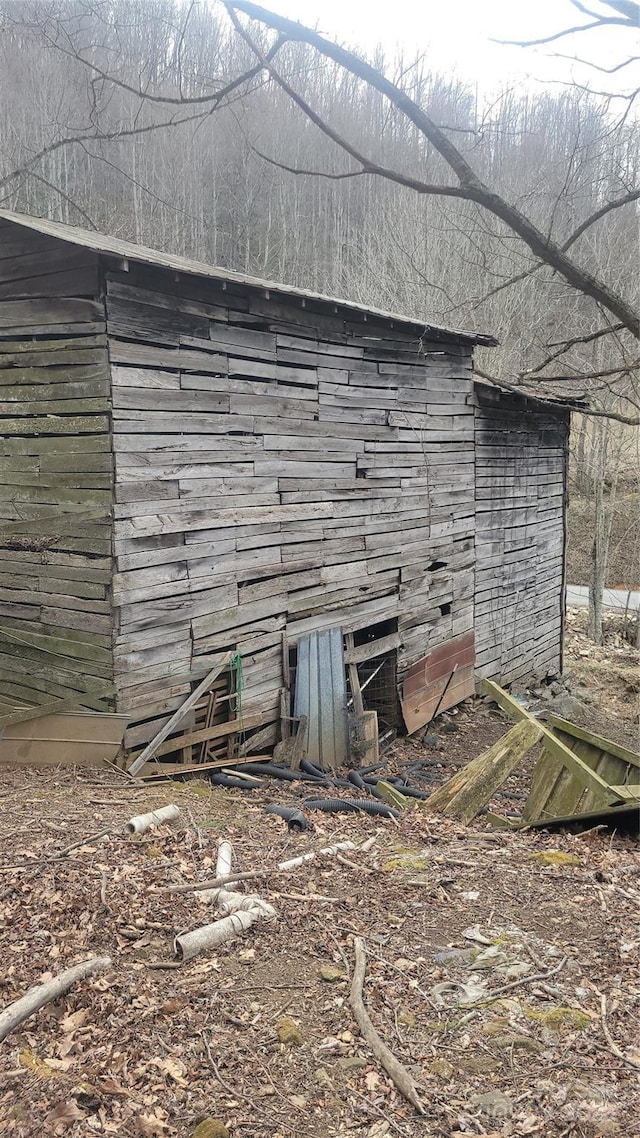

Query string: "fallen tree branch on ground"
[[0, 957, 112, 1043], [598, 991, 640, 1071], [350, 936, 425, 1115], [157, 841, 358, 895]]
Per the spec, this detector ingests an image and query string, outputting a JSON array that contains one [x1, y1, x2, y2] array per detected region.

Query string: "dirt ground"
[[0, 617, 638, 1138]]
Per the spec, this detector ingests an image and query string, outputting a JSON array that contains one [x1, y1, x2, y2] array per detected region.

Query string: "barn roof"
[[0, 208, 498, 348]]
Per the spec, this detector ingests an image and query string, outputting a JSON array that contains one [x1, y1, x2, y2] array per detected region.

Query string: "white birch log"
[[0, 957, 112, 1044], [216, 841, 234, 879], [124, 804, 180, 835]]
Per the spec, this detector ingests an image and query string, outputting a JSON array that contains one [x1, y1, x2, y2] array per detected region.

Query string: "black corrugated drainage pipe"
[[304, 796, 399, 820], [264, 804, 309, 832], [208, 773, 264, 790]]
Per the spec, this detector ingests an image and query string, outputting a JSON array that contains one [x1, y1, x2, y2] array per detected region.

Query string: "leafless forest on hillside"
[[0, 0, 638, 623]]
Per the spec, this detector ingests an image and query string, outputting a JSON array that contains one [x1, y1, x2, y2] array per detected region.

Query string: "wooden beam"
[[345, 632, 364, 717], [127, 713, 263, 764], [128, 652, 234, 775], [344, 631, 401, 664], [136, 754, 272, 780], [481, 680, 627, 806], [425, 718, 543, 823]]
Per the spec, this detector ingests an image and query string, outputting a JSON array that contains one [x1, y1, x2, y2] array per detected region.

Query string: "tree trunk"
[[588, 420, 609, 645]]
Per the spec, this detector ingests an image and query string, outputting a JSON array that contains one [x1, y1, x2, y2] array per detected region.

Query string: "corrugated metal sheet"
[[294, 629, 349, 772], [0, 208, 497, 347]]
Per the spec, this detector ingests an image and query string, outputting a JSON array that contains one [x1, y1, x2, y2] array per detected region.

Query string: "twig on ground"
[[470, 955, 568, 1003], [158, 868, 273, 894], [350, 936, 425, 1115], [598, 992, 640, 1071], [336, 852, 373, 873], [0, 827, 113, 872], [274, 890, 341, 903]]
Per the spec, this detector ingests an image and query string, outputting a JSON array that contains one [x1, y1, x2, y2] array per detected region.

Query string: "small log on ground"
[[0, 957, 112, 1043], [425, 719, 543, 823], [350, 937, 425, 1115], [173, 839, 277, 960]]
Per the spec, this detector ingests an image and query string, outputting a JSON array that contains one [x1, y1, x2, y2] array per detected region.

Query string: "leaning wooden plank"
[[375, 780, 408, 812], [136, 755, 272, 780], [0, 957, 111, 1044], [481, 680, 627, 806], [126, 714, 264, 764], [425, 719, 543, 823], [128, 652, 234, 775]]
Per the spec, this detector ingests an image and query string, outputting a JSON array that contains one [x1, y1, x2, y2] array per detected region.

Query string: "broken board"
[[481, 680, 638, 825]]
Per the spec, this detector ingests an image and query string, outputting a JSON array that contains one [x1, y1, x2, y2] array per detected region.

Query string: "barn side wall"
[[0, 220, 114, 711], [473, 387, 569, 683], [105, 262, 477, 754]]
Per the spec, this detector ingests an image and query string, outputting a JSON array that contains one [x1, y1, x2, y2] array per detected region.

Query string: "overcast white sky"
[[262, 0, 639, 98]]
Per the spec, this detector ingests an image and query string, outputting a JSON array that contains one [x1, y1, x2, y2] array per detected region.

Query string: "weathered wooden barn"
[[0, 210, 570, 762]]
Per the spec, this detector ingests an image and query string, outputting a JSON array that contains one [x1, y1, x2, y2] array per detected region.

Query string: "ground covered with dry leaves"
[[0, 728, 639, 1138], [0, 610, 638, 1138]]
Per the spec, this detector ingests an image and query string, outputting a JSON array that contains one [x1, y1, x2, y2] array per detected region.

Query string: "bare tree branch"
[[475, 369, 640, 424], [523, 323, 626, 374], [27, 12, 286, 107], [471, 187, 640, 308], [229, 1, 640, 337], [495, 0, 639, 47], [523, 360, 639, 382], [0, 53, 277, 196], [551, 53, 639, 73], [226, 8, 468, 204], [24, 170, 98, 230], [248, 143, 468, 198]]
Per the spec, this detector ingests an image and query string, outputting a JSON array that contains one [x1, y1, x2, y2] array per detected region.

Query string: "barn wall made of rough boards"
[[473, 387, 570, 683], [105, 261, 477, 752], [0, 219, 114, 713]]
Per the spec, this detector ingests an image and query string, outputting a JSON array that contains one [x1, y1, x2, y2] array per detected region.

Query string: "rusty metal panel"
[[294, 629, 349, 772], [400, 633, 476, 734]]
